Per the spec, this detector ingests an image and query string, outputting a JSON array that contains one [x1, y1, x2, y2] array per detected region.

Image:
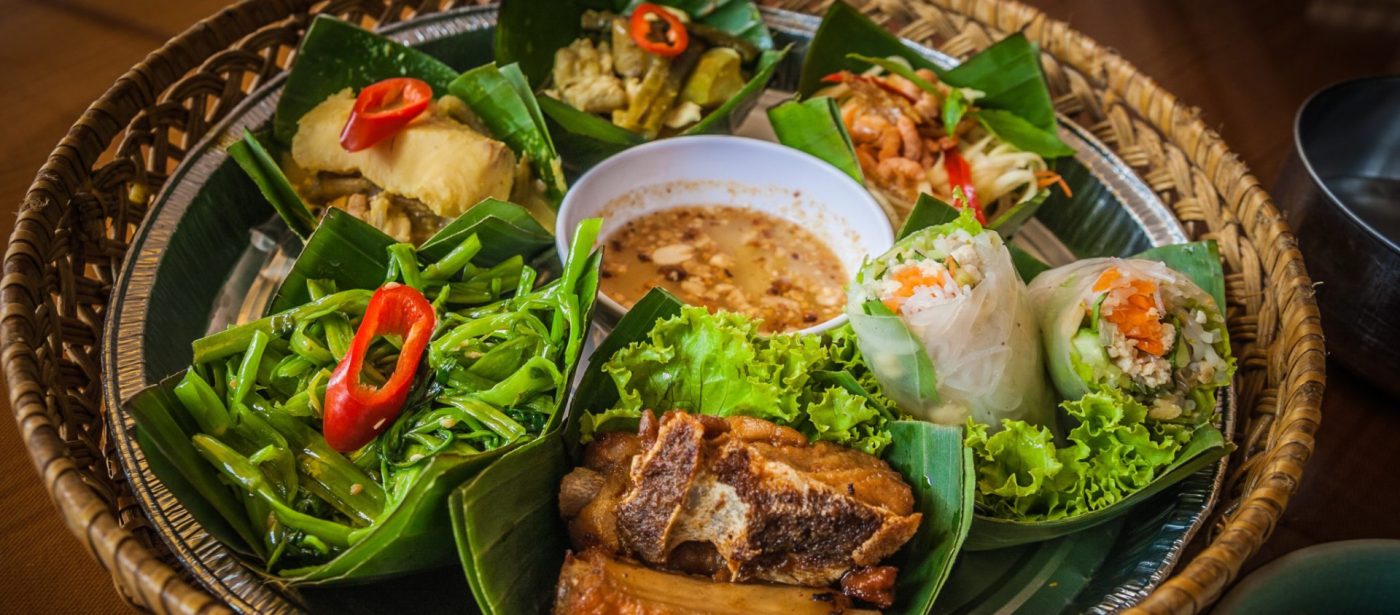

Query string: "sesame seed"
[[350, 483, 363, 496], [373, 418, 386, 430]]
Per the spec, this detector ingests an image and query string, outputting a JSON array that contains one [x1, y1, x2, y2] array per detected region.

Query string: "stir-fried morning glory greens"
[[135, 219, 600, 574]]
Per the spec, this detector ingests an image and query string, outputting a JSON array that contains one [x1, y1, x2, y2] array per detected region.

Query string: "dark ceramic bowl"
[[1275, 76, 1400, 398]]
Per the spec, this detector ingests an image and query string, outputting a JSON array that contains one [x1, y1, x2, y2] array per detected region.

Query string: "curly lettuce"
[[965, 389, 1182, 521], [584, 307, 894, 454]]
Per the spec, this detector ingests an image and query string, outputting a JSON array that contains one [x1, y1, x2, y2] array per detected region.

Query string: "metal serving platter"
[[102, 6, 1231, 614]]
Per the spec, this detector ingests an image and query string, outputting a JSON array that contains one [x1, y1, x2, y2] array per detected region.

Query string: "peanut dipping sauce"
[[600, 206, 848, 333]]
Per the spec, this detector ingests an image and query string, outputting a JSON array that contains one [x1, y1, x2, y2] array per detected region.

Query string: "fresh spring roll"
[[847, 211, 1053, 428], [1028, 258, 1231, 424]]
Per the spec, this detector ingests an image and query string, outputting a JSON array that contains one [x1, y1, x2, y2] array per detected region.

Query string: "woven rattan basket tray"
[[3, 0, 1325, 613]]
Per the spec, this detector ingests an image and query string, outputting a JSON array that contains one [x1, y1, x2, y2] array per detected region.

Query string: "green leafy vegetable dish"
[[495, 0, 788, 167], [230, 15, 566, 245], [126, 203, 602, 584], [769, 1, 1073, 232], [465, 290, 973, 615]]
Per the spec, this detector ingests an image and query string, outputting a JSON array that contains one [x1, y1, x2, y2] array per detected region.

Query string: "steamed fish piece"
[[292, 89, 517, 222]]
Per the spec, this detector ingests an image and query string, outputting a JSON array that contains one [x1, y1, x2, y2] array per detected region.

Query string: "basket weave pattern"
[[2, 0, 1325, 613]]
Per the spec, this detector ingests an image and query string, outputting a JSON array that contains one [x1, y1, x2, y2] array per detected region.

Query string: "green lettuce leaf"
[[807, 387, 892, 456], [966, 389, 1184, 521], [590, 305, 893, 454]]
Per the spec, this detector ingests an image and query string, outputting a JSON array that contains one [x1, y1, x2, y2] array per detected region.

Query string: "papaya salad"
[[815, 61, 1070, 226]]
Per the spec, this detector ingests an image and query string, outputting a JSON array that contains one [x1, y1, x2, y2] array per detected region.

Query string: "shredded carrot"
[[1096, 268, 1168, 356], [882, 265, 947, 312], [1093, 268, 1121, 292], [1035, 170, 1073, 198]]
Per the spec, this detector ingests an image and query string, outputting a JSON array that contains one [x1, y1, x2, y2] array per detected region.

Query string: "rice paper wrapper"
[[848, 225, 1054, 429], [1027, 257, 1223, 404]]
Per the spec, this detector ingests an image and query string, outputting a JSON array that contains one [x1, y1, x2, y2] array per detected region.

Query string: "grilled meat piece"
[[560, 410, 921, 600], [554, 548, 878, 615]]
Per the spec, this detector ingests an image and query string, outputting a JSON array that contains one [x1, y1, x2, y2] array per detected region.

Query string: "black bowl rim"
[[1292, 74, 1400, 255]]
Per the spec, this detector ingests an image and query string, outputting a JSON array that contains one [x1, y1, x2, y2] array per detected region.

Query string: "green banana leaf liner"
[[455, 288, 971, 615], [230, 15, 567, 240], [769, 1, 1073, 235], [963, 240, 1234, 550], [126, 202, 602, 585], [495, 0, 789, 169]]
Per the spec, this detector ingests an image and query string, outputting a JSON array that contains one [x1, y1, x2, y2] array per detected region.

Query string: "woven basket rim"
[[1, 1, 1325, 614]]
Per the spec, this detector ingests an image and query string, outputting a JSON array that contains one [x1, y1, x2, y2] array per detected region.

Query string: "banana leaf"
[[228, 129, 316, 239], [448, 63, 568, 204], [450, 433, 569, 615], [883, 421, 974, 615], [932, 516, 1124, 615], [795, 1, 1070, 157], [767, 97, 862, 183], [563, 287, 970, 611], [495, 0, 787, 167]]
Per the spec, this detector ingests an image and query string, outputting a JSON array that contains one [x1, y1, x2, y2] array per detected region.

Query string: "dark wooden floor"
[[0, 1, 1396, 612]]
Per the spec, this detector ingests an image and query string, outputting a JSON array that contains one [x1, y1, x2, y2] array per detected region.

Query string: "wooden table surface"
[[1, 1, 1397, 612]]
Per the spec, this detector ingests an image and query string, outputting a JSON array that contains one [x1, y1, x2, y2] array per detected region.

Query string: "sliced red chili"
[[629, 3, 688, 58], [942, 147, 986, 224], [323, 283, 436, 452], [339, 77, 433, 153]]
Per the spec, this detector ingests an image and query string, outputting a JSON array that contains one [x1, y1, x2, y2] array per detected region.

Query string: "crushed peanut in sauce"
[[600, 206, 847, 333]]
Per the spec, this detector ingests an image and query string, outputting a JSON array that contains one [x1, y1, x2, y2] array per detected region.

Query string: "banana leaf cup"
[[454, 287, 973, 614], [230, 15, 567, 243], [768, 1, 1073, 233], [125, 201, 603, 585], [494, 0, 789, 169], [855, 197, 1234, 551]]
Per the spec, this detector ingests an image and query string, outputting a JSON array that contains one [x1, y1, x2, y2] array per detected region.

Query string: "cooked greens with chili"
[[128, 217, 601, 580]]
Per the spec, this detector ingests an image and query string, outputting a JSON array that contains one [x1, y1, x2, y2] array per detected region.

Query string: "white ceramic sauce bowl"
[[555, 135, 893, 335]]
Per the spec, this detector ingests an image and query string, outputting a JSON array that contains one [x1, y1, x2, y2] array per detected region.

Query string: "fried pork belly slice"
[[560, 411, 921, 592], [554, 548, 878, 615], [291, 89, 516, 220]]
